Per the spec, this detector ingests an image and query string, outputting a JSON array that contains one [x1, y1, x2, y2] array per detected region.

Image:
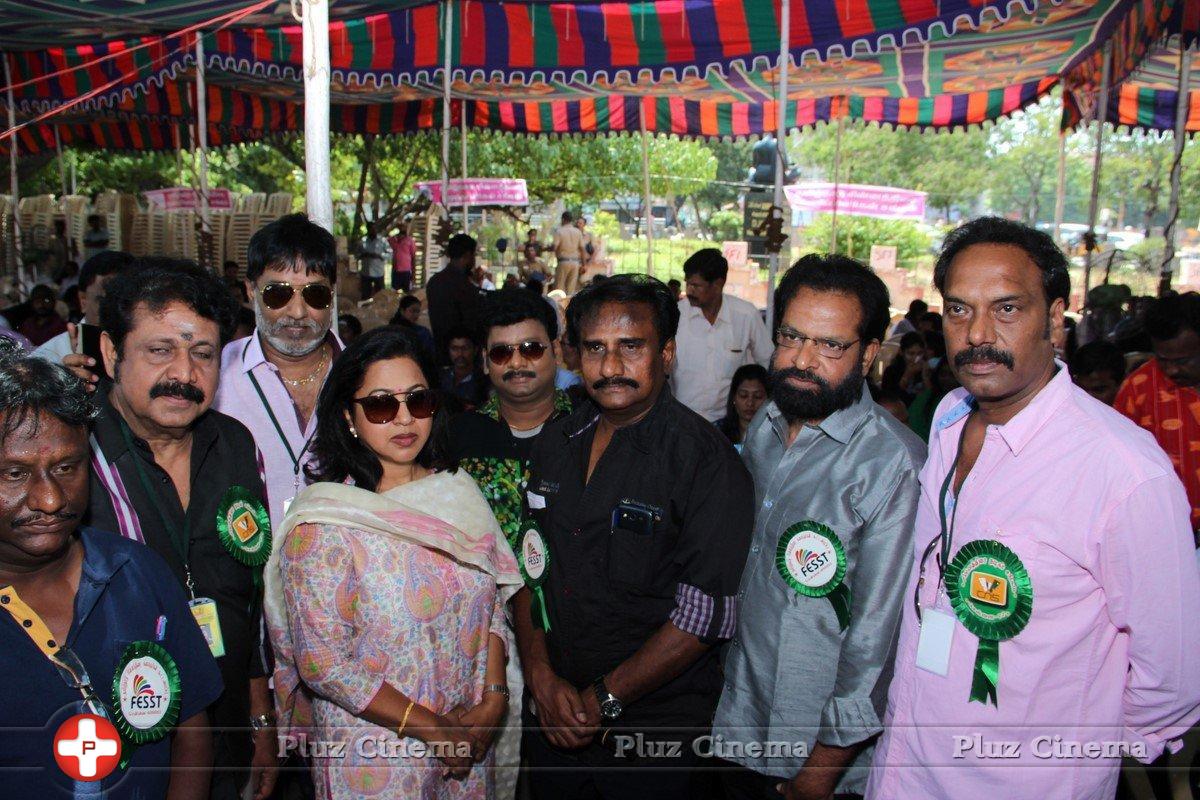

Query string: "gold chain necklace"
[[281, 348, 330, 389]]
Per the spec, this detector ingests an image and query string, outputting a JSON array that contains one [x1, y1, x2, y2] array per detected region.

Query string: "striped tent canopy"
[[1, 0, 1183, 148]]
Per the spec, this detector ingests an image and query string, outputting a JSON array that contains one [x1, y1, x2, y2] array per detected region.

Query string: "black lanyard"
[[118, 419, 194, 595], [244, 341, 315, 487], [935, 420, 971, 587]]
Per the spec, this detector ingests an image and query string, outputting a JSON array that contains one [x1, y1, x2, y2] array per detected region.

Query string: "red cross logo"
[[53, 714, 122, 781]]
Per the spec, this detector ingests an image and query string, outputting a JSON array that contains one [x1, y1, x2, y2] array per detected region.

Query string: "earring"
[[349, 425, 359, 438]]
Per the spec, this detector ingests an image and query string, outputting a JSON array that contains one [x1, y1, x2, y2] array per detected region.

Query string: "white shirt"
[[33, 323, 80, 364], [670, 295, 771, 422]]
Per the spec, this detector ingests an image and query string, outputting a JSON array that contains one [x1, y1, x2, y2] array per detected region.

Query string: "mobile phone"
[[76, 323, 111, 380], [611, 499, 660, 537]]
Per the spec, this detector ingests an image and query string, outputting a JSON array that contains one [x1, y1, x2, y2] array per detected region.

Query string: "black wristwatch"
[[592, 677, 623, 722]]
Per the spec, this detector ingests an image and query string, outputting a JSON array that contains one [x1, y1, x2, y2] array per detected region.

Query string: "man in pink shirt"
[[869, 217, 1200, 800], [388, 222, 417, 293]]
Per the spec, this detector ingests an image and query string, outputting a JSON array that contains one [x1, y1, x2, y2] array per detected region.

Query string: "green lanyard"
[[118, 419, 194, 596]]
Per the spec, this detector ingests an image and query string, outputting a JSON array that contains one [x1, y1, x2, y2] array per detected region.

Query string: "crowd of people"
[[0, 211, 1198, 800]]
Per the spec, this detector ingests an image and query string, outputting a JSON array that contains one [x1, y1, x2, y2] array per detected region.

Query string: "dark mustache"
[[954, 345, 1015, 370], [150, 381, 206, 403], [13, 511, 78, 527], [503, 370, 537, 381], [593, 377, 640, 391], [772, 367, 829, 390]]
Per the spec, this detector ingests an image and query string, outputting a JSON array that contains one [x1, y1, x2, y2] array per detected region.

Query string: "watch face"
[[600, 698, 623, 719]]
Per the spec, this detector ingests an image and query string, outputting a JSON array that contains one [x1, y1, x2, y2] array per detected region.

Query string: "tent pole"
[[460, 108, 468, 231], [302, 0, 333, 231], [70, 151, 77, 195], [1159, 40, 1193, 296], [441, 0, 453, 224], [54, 126, 67, 197], [767, 0, 790, 327], [194, 33, 211, 236], [830, 111, 843, 253], [640, 114, 653, 276], [1082, 41, 1112, 304], [3, 53, 22, 286], [1052, 131, 1066, 245]]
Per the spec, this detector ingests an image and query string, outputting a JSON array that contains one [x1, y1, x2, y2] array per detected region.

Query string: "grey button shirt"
[[712, 385, 925, 793]]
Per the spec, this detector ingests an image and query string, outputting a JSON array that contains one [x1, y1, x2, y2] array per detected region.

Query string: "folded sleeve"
[[1099, 474, 1200, 762], [818, 466, 921, 747], [279, 523, 386, 715]]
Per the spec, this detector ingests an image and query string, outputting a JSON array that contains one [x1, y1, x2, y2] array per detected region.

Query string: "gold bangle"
[[397, 699, 416, 738]]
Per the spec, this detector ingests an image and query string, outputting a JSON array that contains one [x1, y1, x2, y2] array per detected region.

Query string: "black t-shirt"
[[527, 387, 754, 728], [88, 391, 269, 774]]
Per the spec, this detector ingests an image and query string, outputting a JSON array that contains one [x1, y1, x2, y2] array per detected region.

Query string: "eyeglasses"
[[51, 645, 110, 718], [487, 340, 548, 366], [352, 388, 438, 424], [774, 326, 860, 359], [913, 534, 943, 623], [260, 281, 334, 311]]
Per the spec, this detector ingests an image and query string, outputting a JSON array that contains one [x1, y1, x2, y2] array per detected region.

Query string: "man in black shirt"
[[519, 274, 754, 799], [426, 233, 484, 364], [86, 259, 276, 800]]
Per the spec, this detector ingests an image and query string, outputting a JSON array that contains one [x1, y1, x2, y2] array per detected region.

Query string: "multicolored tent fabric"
[[0, 0, 1186, 148]]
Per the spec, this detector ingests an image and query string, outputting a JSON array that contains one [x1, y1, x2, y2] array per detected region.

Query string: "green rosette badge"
[[775, 521, 851, 631], [111, 640, 181, 752], [216, 486, 272, 572], [944, 539, 1033, 707], [518, 520, 552, 632]]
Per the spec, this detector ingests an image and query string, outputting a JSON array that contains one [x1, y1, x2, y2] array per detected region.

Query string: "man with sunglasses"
[[0, 354, 222, 799], [711, 255, 924, 800], [868, 218, 1200, 799], [446, 288, 578, 799], [87, 261, 277, 800], [214, 213, 340, 531], [518, 275, 754, 800]]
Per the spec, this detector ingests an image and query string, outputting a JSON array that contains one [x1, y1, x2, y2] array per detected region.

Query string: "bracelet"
[[397, 699, 416, 738], [484, 683, 510, 701], [249, 712, 275, 732]]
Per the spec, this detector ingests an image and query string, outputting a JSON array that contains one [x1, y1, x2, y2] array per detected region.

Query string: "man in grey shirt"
[[712, 254, 925, 800]]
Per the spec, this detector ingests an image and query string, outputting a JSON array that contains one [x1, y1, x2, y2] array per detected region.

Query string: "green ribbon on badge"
[[775, 521, 851, 631], [944, 539, 1033, 707], [111, 641, 181, 754], [518, 520, 552, 631], [215, 486, 272, 583]]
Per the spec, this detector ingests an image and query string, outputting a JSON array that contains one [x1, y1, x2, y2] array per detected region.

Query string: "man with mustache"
[[446, 288, 580, 799], [87, 260, 277, 800], [520, 275, 754, 799], [712, 254, 925, 800], [868, 218, 1200, 799], [0, 354, 222, 799], [214, 214, 339, 531]]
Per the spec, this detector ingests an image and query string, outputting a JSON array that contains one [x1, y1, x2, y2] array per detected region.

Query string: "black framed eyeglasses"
[[352, 388, 438, 423], [487, 340, 548, 366], [260, 281, 333, 311], [913, 534, 943, 623], [774, 326, 860, 359]]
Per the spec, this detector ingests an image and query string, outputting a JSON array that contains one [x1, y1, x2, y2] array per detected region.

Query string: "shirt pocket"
[[606, 500, 664, 590]]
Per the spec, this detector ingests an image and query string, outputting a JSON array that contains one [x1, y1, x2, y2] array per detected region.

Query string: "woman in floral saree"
[[264, 326, 522, 799]]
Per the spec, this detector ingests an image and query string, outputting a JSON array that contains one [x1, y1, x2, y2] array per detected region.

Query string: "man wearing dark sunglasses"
[[0, 354, 222, 799], [214, 214, 341, 532], [446, 288, 579, 800]]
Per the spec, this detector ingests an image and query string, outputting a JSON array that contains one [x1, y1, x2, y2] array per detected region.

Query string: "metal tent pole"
[[302, 0, 333, 231], [830, 111, 843, 253], [1053, 131, 1067, 245], [4, 53, 22, 286], [460, 108, 469, 230], [194, 33, 210, 234], [1082, 41, 1112, 301], [1160, 40, 1193, 296], [766, 0, 790, 327], [54, 126, 67, 197], [441, 0, 453, 223], [640, 114, 653, 275]]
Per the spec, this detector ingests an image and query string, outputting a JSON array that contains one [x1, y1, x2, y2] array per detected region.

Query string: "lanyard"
[[117, 420, 194, 596], [935, 420, 971, 588], [244, 342, 315, 491]]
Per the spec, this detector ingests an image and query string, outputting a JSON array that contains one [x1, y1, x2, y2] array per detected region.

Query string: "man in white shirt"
[[33, 250, 133, 365], [671, 248, 771, 422]]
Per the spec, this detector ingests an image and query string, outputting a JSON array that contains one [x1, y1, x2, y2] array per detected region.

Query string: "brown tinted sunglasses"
[[352, 389, 438, 423], [487, 340, 548, 366], [261, 281, 334, 310]]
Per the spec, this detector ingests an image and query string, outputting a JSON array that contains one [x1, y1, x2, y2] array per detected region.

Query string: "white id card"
[[526, 491, 546, 510], [915, 609, 955, 677], [282, 496, 294, 516]]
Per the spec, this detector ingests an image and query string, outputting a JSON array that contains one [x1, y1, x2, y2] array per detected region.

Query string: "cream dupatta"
[[263, 469, 524, 735]]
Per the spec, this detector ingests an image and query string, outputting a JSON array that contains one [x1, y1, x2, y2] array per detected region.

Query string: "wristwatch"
[[591, 677, 623, 722], [249, 712, 275, 732]]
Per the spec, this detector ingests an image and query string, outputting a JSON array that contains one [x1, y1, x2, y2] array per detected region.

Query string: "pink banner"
[[415, 178, 529, 207], [143, 187, 233, 211], [784, 182, 925, 221]]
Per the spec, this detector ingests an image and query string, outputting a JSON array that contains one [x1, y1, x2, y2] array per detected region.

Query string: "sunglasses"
[[352, 388, 438, 424], [260, 281, 334, 311], [487, 340, 548, 366]]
